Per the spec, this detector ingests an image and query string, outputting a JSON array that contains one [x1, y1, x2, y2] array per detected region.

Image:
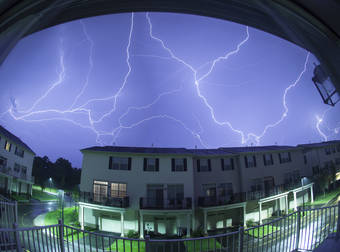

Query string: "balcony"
[[140, 197, 192, 210], [79, 192, 129, 208], [0, 165, 11, 176], [198, 193, 246, 207]]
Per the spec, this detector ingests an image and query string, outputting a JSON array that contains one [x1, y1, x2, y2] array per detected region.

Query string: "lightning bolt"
[[315, 107, 340, 141]]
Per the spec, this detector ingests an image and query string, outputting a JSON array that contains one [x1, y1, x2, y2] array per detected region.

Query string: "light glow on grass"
[[246, 225, 279, 238]]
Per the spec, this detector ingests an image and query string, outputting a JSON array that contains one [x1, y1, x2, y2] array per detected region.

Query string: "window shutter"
[[263, 155, 266, 166], [221, 158, 225, 171], [253, 156, 257, 167], [109, 156, 112, 170], [278, 153, 282, 164], [244, 156, 248, 168], [270, 154, 273, 165], [128, 157, 132, 170], [183, 158, 187, 171], [143, 158, 147, 171], [197, 159, 201, 172], [156, 158, 159, 171], [231, 158, 234, 170], [208, 159, 211, 171], [171, 158, 175, 171]]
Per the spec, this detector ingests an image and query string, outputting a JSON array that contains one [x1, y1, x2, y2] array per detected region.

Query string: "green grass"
[[186, 238, 222, 252], [306, 187, 340, 206], [32, 189, 58, 201], [246, 225, 279, 238], [11, 194, 30, 202], [109, 240, 145, 252], [33, 185, 58, 194]]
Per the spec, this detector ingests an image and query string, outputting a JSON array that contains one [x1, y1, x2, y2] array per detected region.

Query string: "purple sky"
[[0, 12, 339, 168]]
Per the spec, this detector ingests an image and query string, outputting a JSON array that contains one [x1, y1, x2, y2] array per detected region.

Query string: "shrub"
[[126, 230, 139, 238], [246, 219, 255, 227]]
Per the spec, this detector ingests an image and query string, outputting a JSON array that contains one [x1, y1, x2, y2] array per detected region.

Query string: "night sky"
[[0, 12, 339, 167]]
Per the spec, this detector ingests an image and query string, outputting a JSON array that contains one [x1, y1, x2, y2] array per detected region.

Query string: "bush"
[[126, 230, 139, 238], [246, 219, 255, 227], [191, 228, 204, 237]]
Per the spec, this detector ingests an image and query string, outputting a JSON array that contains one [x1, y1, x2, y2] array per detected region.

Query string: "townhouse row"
[[0, 125, 35, 196], [79, 141, 340, 237]]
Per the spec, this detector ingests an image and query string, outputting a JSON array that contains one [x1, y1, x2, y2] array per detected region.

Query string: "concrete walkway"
[[33, 212, 47, 226]]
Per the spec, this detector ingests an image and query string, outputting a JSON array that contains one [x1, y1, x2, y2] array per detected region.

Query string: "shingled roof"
[[0, 125, 35, 155]]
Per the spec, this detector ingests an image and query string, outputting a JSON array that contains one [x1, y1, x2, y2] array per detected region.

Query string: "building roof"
[[81, 144, 298, 156], [298, 140, 340, 149], [0, 125, 35, 154]]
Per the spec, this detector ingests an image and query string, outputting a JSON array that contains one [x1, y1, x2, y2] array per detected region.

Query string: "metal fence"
[[0, 202, 339, 252], [0, 195, 17, 229]]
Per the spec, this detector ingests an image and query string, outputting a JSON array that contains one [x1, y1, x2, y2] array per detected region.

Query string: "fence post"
[[295, 207, 301, 251], [14, 201, 18, 223], [238, 226, 244, 252], [13, 223, 23, 252], [145, 235, 150, 252], [337, 201, 340, 237], [58, 219, 65, 252]]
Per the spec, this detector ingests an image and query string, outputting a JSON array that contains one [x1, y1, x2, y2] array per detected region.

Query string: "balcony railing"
[[79, 192, 129, 208], [198, 193, 246, 207], [140, 197, 192, 210], [0, 165, 12, 176]]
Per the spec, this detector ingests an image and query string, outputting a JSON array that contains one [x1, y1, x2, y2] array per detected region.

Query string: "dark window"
[[304, 155, 307, 164], [143, 158, 159, 171], [325, 147, 331, 155], [279, 152, 292, 163], [250, 178, 262, 192], [263, 154, 274, 166], [312, 165, 320, 175], [335, 158, 340, 165], [197, 159, 211, 172], [221, 158, 234, 170], [171, 158, 187, 172], [21, 166, 27, 175], [245, 156, 256, 168], [14, 163, 20, 173], [14, 146, 24, 158], [337, 144, 340, 152], [109, 157, 131, 170]]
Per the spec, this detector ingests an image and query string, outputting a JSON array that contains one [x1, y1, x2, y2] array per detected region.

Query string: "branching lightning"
[[315, 107, 340, 141], [1, 12, 320, 151]]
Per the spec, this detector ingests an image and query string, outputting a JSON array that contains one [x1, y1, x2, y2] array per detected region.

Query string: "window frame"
[[171, 158, 187, 172], [221, 158, 234, 171], [143, 158, 159, 172], [245, 155, 257, 168], [197, 158, 211, 172], [109, 156, 131, 170]]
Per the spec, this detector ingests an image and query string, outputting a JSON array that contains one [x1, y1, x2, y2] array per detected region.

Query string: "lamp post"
[[49, 177, 52, 192]]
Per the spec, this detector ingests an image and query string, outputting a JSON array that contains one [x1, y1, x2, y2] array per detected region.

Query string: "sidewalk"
[[33, 212, 47, 226]]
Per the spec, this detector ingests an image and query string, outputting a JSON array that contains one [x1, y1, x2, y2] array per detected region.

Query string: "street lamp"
[[49, 177, 53, 192]]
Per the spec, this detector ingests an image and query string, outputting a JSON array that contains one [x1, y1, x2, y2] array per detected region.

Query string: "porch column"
[[203, 210, 208, 235], [80, 205, 84, 230], [310, 186, 314, 203], [285, 195, 288, 214], [293, 192, 297, 211], [259, 202, 262, 225], [186, 214, 191, 237], [139, 213, 144, 238], [18, 182, 22, 194], [29, 184, 33, 196], [243, 205, 247, 227], [192, 212, 195, 231], [120, 212, 125, 237]]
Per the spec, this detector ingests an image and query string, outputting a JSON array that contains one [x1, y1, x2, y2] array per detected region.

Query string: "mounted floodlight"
[[312, 63, 339, 106]]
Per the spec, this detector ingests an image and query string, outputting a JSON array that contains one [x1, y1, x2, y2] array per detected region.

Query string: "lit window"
[[143, 158, 159, 171], [171, 158, 187, 171], [197, 159, 211, 172], [111, 183, 127, 197], [4, 141, 11, 152], [221, 158, 234, 170], [93, 180, 108, 202], [109, 157, 131, 170]]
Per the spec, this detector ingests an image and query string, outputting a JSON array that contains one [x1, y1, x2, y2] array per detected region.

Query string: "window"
[[4, 141, 11, 152], [197, 159, 211, 172], [221, 158, 234, 170], [93, 180, 108, 202], [250, 178, 263, 192], [143, 158, 159, 171], [284, 170, 300, 185], [218, 183, 233, 197], [304, 155, 307, 164], [202, 183, 216, 197], [279, 152, 292, 163], [14, 163, 20, 173], [245, 155, 256, 168], [109, 157, 131, 170], [21, 166, 27, 175], [171, 158, 187, 171], [337, 144, 340, 152], [167, 184, 184, 205], [263, 154, 274, 166], [325, 147, 331, 155], [110, 182, 127, 197], [15, 147, 24, 158], [332, 146, 336, 153]]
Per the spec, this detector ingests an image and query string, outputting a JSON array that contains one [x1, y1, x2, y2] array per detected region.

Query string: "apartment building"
[[0, 125, 35, 196], [78, 141, 340, 238]]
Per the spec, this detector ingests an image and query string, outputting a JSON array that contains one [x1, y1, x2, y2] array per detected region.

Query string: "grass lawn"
[[32, 189, 58, 201], [186, 238, 222, 252], [33, 185, 58, 194], [306, 187, 340, 206], [246, 225, 279, 238], [109, 240, 145, 252], [11, 194, 30, 202]]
